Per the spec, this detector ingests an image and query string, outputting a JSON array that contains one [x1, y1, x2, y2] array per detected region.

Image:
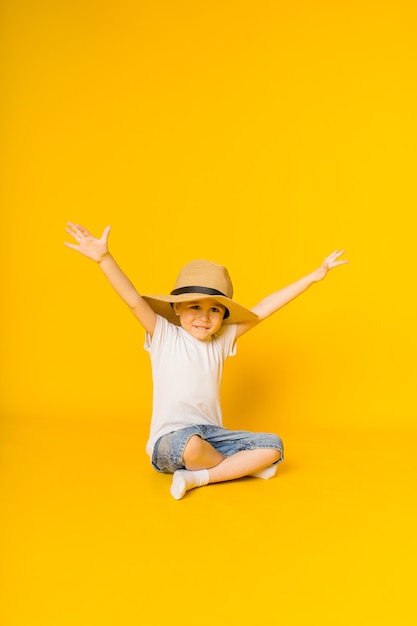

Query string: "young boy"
[[65, 222, 348, 499]]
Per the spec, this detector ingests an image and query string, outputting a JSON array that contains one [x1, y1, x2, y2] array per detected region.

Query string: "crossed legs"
[[170, 435, 281, 499]]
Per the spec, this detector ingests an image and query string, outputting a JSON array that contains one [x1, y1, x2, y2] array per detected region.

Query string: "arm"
[[235, 250, 348, 339], [65, 222, 157, 335]]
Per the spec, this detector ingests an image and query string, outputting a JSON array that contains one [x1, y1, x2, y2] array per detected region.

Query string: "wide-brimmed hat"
[[143, 259, 258, 325]]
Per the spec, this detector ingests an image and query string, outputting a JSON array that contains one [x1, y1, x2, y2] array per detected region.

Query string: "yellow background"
[[1, 1, 416, 624]]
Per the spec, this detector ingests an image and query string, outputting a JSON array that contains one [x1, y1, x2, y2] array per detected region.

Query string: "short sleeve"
[[217, 323, 238, 359], [144, 314, 167, 353]]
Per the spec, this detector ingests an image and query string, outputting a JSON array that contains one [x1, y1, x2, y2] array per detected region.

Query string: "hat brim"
[[143, 293, 258, 326]]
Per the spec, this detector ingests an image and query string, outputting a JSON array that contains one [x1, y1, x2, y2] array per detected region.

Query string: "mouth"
[[193, 325, 209, 331]]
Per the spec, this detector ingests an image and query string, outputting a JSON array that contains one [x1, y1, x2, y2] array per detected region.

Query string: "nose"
[[198, 309, 210, 320]]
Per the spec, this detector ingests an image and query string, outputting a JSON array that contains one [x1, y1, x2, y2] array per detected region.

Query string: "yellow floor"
[[1, 416, 416, 625]]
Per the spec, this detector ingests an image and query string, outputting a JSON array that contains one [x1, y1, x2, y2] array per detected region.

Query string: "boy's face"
[[173, 298, 226, 341]]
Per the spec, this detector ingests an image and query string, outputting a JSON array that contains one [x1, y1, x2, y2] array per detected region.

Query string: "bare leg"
[[207, 448, 281, 483], [182, 435, 281, 477], [170, 436, 281, 499]]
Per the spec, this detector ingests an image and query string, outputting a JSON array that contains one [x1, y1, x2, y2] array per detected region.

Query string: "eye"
[[211, 307, 220, 313], [190, 305, 200, 310]]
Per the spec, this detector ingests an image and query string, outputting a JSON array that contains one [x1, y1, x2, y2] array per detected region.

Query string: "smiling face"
[[173, 298, 227, 341]]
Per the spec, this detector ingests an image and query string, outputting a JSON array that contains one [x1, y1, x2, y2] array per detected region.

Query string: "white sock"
[[250, 464, 278, 480], [170, 469, 210, 500]]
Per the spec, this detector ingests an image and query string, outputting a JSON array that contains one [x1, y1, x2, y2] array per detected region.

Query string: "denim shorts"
[[151, 424, 284, 474]]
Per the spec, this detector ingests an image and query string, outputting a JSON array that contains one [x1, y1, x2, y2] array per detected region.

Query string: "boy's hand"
[[314, 249, 349, 282], [65, 222, 111, 263]]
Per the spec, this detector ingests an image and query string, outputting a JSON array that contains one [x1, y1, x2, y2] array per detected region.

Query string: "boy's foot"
[[170, 469, 210, 500], [250, 464, 278, 480]]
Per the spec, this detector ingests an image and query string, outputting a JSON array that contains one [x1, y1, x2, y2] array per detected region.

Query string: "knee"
[[267, 449, 281, 464], [255, 433, 283, 464], [183, 435, 204, 465]]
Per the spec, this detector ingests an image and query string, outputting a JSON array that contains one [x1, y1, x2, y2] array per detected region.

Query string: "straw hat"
[[143, 259, 258, 325]]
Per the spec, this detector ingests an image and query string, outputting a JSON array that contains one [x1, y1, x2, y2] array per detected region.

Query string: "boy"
[[65, 222, 348, 499]]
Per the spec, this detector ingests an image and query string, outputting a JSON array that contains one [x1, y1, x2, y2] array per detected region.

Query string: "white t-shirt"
[[144, 315, 237, 457]]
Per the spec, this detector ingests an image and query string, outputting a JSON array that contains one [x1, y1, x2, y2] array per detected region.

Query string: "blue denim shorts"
[[151, 424, 284, 474]]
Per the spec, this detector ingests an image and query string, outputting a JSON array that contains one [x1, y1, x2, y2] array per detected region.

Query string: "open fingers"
[[65, 226, 81, 242], [75, 224, 92, 236], [320, 250, 349, 274], [332, 249, 345, 261], [66, 222, 92, 239], [325, 249, 343, 262], [325, 252, 349, 271], [324, 250, 347, 266], [66, 222, 82, 240]]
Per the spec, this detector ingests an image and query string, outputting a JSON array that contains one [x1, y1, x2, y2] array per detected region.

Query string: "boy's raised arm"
[[65, 222, 156, 335], [235, 250, 348, 338]]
